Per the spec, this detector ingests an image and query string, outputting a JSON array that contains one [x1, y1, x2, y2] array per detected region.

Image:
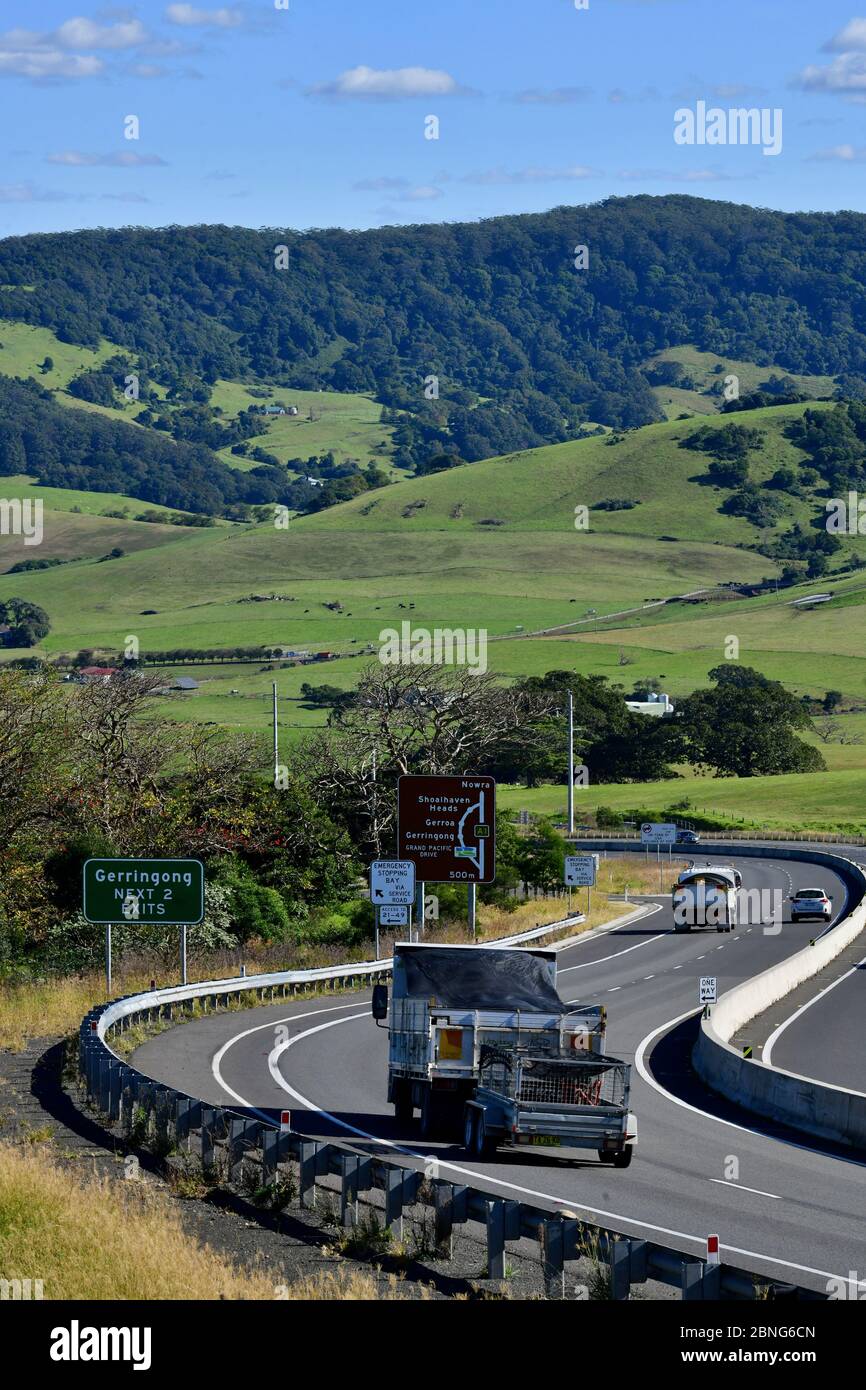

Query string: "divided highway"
[[131, 849, 866, 1294]]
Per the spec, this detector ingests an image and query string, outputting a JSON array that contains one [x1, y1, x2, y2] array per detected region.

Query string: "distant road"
[[493, 588, 715, 642]]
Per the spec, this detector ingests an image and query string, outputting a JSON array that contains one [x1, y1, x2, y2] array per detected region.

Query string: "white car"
[[790, 887, 832, 923]]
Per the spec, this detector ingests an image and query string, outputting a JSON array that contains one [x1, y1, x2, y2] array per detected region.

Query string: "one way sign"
[[370, 860, 416, 907]]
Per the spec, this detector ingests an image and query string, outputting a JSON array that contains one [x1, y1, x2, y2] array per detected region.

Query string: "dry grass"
[[0, 1143, 421, 1301]]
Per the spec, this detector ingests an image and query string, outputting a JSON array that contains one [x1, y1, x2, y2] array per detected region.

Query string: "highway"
[[131, 850, 866, 1294]]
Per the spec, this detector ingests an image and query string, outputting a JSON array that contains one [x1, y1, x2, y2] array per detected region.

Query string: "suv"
[[676, 829, 700, 845], [790, 887, 832, 923]]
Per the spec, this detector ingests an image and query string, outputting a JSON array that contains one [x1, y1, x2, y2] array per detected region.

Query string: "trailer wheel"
[[467, 1107, 494, 1159], [612, 1148, 633, 1169]]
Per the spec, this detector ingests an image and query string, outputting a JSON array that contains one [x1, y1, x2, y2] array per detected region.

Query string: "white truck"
[[673, 863, 741, 933], [372, 943, 637, 1167]]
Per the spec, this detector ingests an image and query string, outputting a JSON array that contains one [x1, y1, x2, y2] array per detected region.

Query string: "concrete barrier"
[[687, 847, 866, 1148]]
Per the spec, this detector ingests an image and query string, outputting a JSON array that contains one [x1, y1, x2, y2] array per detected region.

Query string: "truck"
[[673, 863, 741, 933], [372, 943, 637, 1167]]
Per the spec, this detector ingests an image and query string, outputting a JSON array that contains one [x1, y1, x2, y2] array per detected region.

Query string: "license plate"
[[529, 1135, 560, 1146]]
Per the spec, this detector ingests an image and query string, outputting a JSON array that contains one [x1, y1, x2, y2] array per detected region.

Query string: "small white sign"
[[378, 903, 409, 927], [370, 859, 416, 906], [565, 854, 597, 887], [700, 976, 717, 1004], [641, 822, 677, 846]]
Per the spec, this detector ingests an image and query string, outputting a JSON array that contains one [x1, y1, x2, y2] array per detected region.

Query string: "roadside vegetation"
[[0, 1142, 419, 1300]]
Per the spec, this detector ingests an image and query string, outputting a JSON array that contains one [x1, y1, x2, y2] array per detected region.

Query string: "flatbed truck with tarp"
[[372, 943, 637, 1167]]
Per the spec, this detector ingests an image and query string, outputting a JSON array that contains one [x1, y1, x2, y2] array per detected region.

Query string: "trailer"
[[372, 943, 637, 1165]]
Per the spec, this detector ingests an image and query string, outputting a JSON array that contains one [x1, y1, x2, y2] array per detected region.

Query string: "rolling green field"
[[208, 380, 398, 473], [644, 345, 836, 420], [0, 318, 397, 473], [497, 768, 866, 834], [4, 350, 866, 830]]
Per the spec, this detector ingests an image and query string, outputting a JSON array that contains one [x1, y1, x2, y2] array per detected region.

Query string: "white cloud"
[[164, 4, 243, 26], [0, 182, 73, 202], [795, 53, 866, 96], [617, 167, 754, 183], [458, 165, 599, 185], [807, 143, 866, 162], [511, 87, 592, 105], [0, 50, 104, 80], [354, 177, 443, 201], [55, 18, 149, 50], [823, 19, 866, 52], [47, 151, 168, 166], [308, 65, 466, 100], [0, 16, 149, 80]]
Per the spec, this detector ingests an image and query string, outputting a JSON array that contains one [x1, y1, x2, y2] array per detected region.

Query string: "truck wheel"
[[393, 1080, 412, 1125], [420, 1088, 443, 1140], [612, 1148, 633, 1169]]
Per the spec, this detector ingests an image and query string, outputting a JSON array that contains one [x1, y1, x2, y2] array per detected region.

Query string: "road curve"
[[131, 850, 866, 1293]]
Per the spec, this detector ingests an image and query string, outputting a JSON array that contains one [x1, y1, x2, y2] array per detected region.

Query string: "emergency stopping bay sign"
[[83, 859, 205, 925]]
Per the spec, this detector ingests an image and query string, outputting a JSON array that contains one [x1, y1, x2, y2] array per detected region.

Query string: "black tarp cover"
[[394, 946, 562, 1011]]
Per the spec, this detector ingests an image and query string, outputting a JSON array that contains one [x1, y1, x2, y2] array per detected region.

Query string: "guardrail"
[[76, 903, 824, 1302]]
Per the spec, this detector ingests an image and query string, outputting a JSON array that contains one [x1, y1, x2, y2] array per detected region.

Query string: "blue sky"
[[3, 0, 866, 237]]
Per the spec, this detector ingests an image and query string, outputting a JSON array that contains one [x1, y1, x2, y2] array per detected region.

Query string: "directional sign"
[[699, 976, 717, 1004], [398, 775, 496, 883], [370, 859, 416, 906], [565, 854, 597, 887], [378, 904, 410, 927], [83, 858, 204, 925], [641, 822, 677, 846]]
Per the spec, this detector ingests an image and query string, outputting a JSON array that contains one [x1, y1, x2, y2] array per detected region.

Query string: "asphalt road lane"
[[131, 852, 866, 1293]]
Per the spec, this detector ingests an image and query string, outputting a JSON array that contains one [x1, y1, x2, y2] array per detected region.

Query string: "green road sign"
[[83, 858, 205, 925]]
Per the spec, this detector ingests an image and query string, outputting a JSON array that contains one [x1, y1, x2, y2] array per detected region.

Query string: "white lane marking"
[[672, 965, 683, 970], [709, 1179, 781, 1200], [763, 954, 866, 1066], [211, 998, 372, 1110], [634, 1006, 866, 1166], [643, 976, 655, 981], [608, 986, 621, 992], [557, 906, 665, 973], [261, 1011, 859, 1286]]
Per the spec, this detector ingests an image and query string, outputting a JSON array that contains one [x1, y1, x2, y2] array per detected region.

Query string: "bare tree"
[[298, 663, 555, 857]]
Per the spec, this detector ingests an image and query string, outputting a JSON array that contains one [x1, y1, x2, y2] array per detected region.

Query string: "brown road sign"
[[397, 775, 496, 883]]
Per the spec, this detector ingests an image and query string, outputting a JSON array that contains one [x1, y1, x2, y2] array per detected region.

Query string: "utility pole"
[[272, 681, 279, 784], [567, 690, 575, 836]]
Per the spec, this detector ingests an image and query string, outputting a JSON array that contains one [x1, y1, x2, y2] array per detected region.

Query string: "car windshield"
[[796, 889, 825, 898]]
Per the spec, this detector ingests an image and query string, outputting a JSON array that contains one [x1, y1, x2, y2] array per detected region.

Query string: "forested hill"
[[3, 195, 866, 467]]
